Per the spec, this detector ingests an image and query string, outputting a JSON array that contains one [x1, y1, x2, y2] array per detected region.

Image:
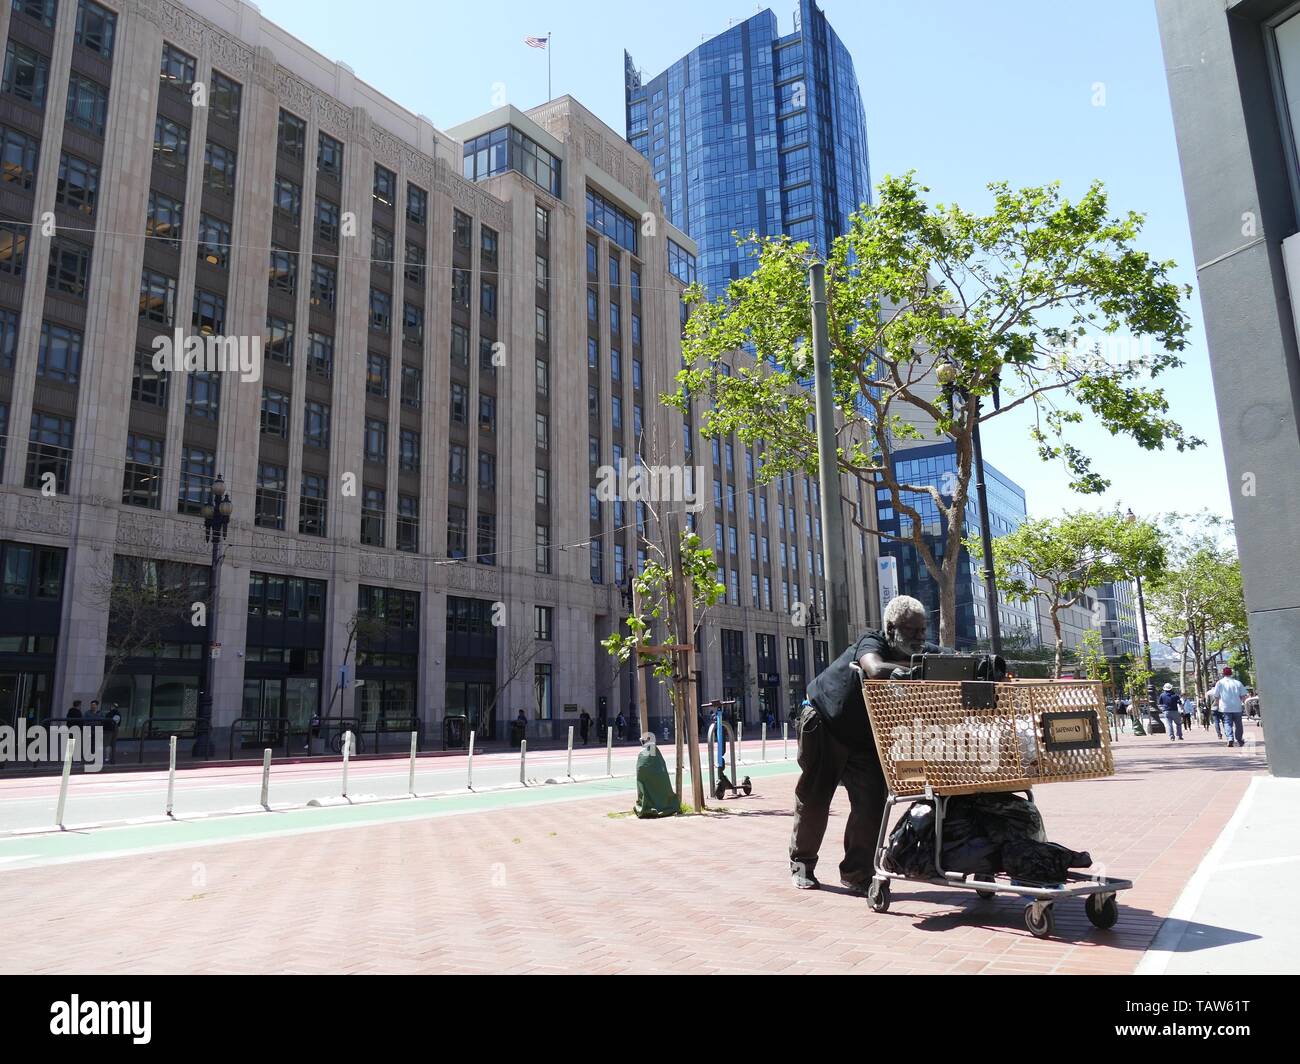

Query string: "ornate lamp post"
[[195, 475, 233, 758]]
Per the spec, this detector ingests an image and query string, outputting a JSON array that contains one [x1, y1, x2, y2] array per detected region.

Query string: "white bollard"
[[55, 731, 77, 829], [520, 738, 527, 785], [408, 731, 418, 796], [606, 726, 613, 777], [468, 729, 476, 790], [342, 729, 352, 798], [567, 725, 574, 779], [783, 723, 789, 760], [762, 723, 767, 762], [738, 721, 744, 764], [260, 749, 272, 810], [165, 735, 177, 816]]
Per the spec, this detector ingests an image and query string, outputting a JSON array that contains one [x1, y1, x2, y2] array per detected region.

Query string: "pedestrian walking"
[[579, 709, 591, 745], [1181, 693, 1195, 730], [1158, 683, 1184, 741], [615, 711, 626, 741], [1210, 667, 1248, 748]]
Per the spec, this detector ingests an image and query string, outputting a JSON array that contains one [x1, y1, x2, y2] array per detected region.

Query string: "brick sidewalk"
[[0, 727, 1263, 974]]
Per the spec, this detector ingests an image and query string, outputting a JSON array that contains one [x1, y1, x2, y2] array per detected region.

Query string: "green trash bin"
[[633, 737, 678, 819]]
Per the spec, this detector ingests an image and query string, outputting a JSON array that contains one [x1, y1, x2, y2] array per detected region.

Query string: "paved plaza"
[[0, 726, 1274, 974]]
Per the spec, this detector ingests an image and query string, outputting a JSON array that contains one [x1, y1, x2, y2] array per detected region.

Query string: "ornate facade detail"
[[371, 125, 402, 169], [159, 1, 204, 50], [125, 0, 163, 24], [392, 556, 423, 585], [171, 521, 210, 556], [116, 512, 165, 550], [10, 497, 72, 537], [444, 564, 501, 595], [250, 534, 290, 568], [275, 69, 312, 116], [358, 552, 389, 579], [295, 548, 330, 572]]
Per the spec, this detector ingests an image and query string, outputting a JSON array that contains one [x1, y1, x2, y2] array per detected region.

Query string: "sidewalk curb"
[[1135, 775, 1261, 975]]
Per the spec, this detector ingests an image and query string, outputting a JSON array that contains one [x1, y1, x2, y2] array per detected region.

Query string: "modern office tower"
[[1156, 0, 1300, 775], [873, 442, 1038, 650], [625, 0, 870, 296], [0, 0, 874, 750]]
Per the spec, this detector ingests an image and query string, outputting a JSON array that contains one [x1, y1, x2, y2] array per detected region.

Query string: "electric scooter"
[[702, 698, 752, 799]]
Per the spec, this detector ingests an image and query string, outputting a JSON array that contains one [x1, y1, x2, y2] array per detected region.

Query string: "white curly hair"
[[883, 595, 927, 632]]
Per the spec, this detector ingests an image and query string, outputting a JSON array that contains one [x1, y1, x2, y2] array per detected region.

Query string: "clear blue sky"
[[256, 0, 1230, 526]]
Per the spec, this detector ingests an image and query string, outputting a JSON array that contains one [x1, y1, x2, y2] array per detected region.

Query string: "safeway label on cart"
[[1040, 710, 1102, 752]]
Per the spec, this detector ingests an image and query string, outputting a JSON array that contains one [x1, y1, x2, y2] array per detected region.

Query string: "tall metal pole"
[[968, 393, 1002, 656], [1134, 568, 1156, 710], [809, 262, 850, 655], [196, 530, 221, 759]]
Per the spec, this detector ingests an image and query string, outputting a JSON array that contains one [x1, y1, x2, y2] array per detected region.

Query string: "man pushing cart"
[[789, 595, 1131, 938]]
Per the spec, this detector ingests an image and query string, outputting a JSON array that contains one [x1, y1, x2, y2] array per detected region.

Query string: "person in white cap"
[[1157, 682, 1184, 741]]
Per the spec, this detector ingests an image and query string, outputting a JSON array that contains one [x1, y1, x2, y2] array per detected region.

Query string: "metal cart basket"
[[861, 674, 1133, 938]]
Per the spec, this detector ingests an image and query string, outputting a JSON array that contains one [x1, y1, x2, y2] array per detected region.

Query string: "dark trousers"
[[788, 705, 887, 887]]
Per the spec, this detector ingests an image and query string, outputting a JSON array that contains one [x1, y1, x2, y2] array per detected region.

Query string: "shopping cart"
[[860, 669, 1133, 939]]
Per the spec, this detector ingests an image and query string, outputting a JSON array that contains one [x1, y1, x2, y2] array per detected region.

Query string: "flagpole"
[[548, 32, 552, 101]]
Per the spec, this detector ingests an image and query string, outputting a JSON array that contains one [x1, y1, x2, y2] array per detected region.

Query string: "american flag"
[[524, 35, 549, 49]]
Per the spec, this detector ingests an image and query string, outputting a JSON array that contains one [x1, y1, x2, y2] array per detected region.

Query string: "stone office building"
[[0, 0, 877, 750]]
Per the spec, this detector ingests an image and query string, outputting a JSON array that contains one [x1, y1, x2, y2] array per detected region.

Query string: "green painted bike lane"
[[0, 761, 801, 871]]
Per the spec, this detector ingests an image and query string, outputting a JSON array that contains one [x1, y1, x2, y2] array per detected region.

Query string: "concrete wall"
[[1156, 0, 1300, 775]]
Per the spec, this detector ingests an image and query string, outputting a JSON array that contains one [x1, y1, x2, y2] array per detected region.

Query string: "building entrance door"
[[0, 671, 49, 726]]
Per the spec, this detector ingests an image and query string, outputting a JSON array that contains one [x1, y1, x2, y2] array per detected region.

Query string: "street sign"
[[211, 642, 222, 658], [339, 664, 350, 689], [877, 556, 899, 619]]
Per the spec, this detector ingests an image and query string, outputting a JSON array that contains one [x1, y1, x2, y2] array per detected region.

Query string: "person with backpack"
[[790, 595, 931, 894]]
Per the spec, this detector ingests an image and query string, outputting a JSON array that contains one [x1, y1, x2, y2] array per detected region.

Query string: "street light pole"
[[809, 262, 851, 656], [1126, 509, 1157, 732], [195, 475, 233, 759], [969, 392, 1003, 657]]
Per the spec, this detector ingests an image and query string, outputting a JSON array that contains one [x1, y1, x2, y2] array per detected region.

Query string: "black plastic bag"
[[1001, 838, 1092, 883], [883, 802, 937, 877], [962, 792, 1046, 845], [940, 798, 1002, 874]]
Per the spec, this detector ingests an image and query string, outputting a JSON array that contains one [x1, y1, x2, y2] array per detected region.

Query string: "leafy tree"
[[974, 511, 1165, 677], [1147, 512, 1247, 702], [674, 173, 1198, 647], [603, 524, 723, 812]]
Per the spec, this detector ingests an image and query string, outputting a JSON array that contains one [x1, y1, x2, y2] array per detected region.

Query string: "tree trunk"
[[1051, 610, 1064, 679], [937, 567, 958, 649]]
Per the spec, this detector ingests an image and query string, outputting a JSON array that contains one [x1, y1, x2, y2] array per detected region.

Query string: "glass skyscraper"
[[874, 443, 1039, 650], [625, 0, 871, 296]]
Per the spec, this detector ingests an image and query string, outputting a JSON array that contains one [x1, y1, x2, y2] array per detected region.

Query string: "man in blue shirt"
[[1210, 667, 1248, 748], [1158, 683, 1184, 741]]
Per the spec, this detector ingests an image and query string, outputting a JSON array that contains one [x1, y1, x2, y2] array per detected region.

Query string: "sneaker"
[[1227, 741, 1236, 748], [840, 879, 872, 896], [792, 871, 820, 890]]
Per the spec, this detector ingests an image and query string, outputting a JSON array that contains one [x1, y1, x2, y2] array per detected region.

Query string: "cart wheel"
[[714, 780, 727, 800], [1085, 893, 1119, 930], [1024, 903, 1054, 939], [742, 777, 752, 796], [867, 878, 890, 913]]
